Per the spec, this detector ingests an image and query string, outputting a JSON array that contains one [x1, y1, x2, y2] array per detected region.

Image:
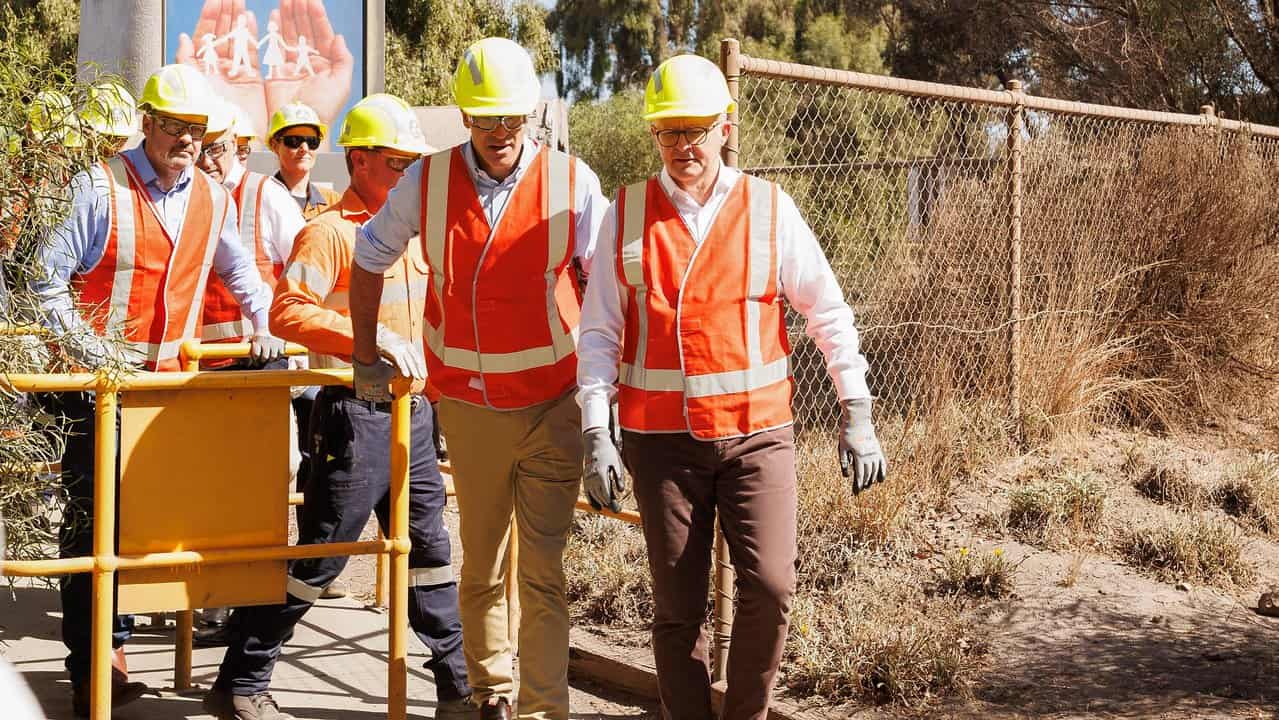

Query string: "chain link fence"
[[725, 44, 1279, 432]]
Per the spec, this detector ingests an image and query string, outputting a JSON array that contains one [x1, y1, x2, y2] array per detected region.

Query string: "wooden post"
[[711, 37, 743, 686], [175, 610, 193, 690], [1006, 80, 1025, 440]]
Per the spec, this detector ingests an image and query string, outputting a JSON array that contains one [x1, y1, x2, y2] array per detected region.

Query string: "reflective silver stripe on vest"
[[745, 175, 775, 368], [104, 158, 136, 334], [176, 181, 229, 361], [423, 149, 580, 375], [620, 175, 787, 400], [240, 172, 265, 256], [618, 180, 650, 387], [544, 151, 577, 361], [423, 150, 451, 351], [201, 320, 253, 342]]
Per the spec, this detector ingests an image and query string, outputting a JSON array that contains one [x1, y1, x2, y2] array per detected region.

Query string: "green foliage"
[[567, 89, 660, 197], [0, 0, 79, 75], [384, 0, 556, 106], [798, 13, 887, 73]]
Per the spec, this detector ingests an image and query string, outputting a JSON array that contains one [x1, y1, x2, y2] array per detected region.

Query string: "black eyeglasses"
[[199, 140, 231, 160], [279, 135, 321, 150], [236, 144, 251, 162], [150, 113, 207, 140], [653, 123, 721, 148], [469, 115, 528, 133]]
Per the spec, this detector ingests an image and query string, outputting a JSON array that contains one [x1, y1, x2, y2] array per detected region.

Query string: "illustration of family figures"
[[198, 15, 321, 80]]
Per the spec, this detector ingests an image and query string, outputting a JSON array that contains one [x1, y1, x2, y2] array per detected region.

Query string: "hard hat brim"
[[272, 121, 328, 141], [642, 99, 737, 121]]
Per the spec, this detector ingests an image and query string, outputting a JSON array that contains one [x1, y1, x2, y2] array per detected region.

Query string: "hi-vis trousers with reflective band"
[[213, 387, 470, 700], [437, 392, 583, 720]]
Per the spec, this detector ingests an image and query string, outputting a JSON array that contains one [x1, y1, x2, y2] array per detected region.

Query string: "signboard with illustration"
[[163, 0, 368, 149]]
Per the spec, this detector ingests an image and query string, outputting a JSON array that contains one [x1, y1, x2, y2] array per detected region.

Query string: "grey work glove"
[[839, 398, 887, 494], [353, 356, 396, 402], [249, 331, 286, 365], [376, 324, 427, 380], [583, 426, 626, 513]]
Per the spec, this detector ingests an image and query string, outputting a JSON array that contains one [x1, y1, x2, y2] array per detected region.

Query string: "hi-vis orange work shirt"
[[416, 145, 581, 410], [613, 173, 793, 440], [73, 155, 229, 372], [271, 188, 437, 399]]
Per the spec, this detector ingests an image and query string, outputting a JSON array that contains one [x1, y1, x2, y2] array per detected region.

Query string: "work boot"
[[479, 696, 512, 720], [193, 622, 232, 647], [202, 687, 295, 720], [319, 579, 349, 599], [70, 648, 149, 717], [436, 695, 479, 719]]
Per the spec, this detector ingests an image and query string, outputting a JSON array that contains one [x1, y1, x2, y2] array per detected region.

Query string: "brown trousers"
[[623, 427, 798, 720]]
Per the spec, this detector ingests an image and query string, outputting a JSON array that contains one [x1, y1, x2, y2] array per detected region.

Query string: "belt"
[[323, 386, 425, 413]]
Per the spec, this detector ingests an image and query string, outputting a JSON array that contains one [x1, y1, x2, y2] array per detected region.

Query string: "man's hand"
[[174, 0, 268, 138], [263, 0, 355, 146], [249, 332, 286, 364], [353, 356, 395, 403], [583, 426, 626, 513], [375, 325, 427, 380], [839, 398, 887, 494]]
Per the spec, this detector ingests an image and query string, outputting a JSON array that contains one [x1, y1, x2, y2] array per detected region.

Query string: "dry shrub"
[[1117, 517, 1253, 586], [563, 514, 652, 626], [1212, 452, 1279, 535], [1007, 470, 1106, 545], [935, 546, 1017, 599], [1134, 463, 1206, 510], [785, 569, 980, 706]]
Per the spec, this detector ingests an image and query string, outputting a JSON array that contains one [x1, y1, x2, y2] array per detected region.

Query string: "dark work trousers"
[[623, 427, 799, 720], [213, 387, 470, 700], [51, 391, 133, 686]]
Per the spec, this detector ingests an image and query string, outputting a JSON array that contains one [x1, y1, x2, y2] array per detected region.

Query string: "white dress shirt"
[[353, 137, 608, 276], [224, 160, 306, 266], [576, 163, 871, 432]]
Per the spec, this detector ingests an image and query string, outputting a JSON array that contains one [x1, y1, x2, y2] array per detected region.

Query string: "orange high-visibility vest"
[[73, 156, 229, 372], [201, 171, 281, 343], [417, 145, 580, 409], [615, 174, 793, 440]]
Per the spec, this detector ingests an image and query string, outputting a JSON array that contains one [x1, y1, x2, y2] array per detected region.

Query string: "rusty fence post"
[[711, 37, 742, 686], [1006, 80, 1025, 440]]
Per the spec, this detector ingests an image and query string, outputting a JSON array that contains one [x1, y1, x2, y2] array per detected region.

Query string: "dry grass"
[[563, 514, 652, 626], [1116, 517, 1254, 587], [1133, 463, 1206, 510], [1212, 452, 1279, 535], [935, 546, 1017, 599], [1007, 470, 1107, 546], [784, 569, 980, 706]]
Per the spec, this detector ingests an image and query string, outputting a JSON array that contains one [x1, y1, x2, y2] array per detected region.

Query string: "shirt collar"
[[275, 171, 328, 207], [126, 143, 194, 192], [336, 187, 373, 223], [658, 162, 739, 209], [462, 136, 540, 188]]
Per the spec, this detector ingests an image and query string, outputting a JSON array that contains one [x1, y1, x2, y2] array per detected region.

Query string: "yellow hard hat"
[[336, 93, 429, 155], [268, 102, 327, 140], [643, 54, 736, 121], [233, 105, 258, 140], [451, 37, 540, 117], [203, 98, 236, 141], [29, 90, 84, 148], [81, 81, 138, 138], [138, 64, 214, 119]]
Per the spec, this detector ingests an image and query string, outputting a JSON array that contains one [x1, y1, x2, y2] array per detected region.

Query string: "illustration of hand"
[[175, 0, 268, 139], [264, 0, 355, 148]]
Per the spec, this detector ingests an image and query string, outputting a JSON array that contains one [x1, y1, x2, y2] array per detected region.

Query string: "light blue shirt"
[[354, 137, 608, 276], [32, 143, 270, 336]]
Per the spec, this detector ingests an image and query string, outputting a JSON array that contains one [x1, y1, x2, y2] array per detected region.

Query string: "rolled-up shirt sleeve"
[[30, 168, 110, 334], [211, 194, 271, 333], [575, 201, 627, 431], [354, 160, 421, 273], [776, 189, 871, 401]]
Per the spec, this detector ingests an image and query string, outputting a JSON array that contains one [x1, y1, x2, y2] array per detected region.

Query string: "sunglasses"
[[469, 115, 528, 133], [279, 135, 321, 150], [150, 114, 207, 140], [355, 147, 419, 172], [653, 123, 721, 148]]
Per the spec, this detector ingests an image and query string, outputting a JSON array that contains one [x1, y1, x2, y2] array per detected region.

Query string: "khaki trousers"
[[437, 392, 582, 720]]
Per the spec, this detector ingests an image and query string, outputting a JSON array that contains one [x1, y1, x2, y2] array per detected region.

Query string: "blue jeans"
[[53, 392, 134, 685], [213, 388, 470, 700]]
